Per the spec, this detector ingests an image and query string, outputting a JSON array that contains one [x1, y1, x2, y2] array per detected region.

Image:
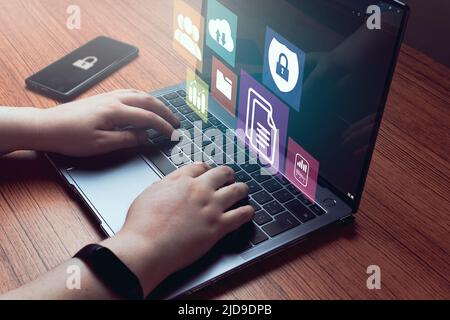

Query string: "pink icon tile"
[[285, 138, 319, 201]]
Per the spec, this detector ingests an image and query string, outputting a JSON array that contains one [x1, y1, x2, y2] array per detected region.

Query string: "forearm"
[[0, 234, 169, 300], [0, 107, 43, 155], [1, 258, 120, 300]]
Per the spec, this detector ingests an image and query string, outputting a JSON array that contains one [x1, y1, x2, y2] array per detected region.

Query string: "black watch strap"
[[74, 244, 144, 300]]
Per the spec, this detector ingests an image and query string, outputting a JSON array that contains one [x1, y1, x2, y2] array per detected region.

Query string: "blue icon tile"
[[263, 27, 306, 112]]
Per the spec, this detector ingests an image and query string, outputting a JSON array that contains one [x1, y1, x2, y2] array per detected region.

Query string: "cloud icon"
[[208, 19, 234, 53]]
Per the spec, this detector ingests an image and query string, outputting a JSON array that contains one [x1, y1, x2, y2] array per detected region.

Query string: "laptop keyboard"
[[148, 89, 327, 252]]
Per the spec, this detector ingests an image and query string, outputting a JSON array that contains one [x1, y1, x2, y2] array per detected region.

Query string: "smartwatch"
[[74, 244, 144, 300]]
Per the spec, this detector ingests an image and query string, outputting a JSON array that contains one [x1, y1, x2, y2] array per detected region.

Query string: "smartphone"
[[26, 36, 139, 101]]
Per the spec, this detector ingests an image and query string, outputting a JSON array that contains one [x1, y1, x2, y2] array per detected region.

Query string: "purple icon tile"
[[285, 138, 320, 201], [237, 70, 289, 173]]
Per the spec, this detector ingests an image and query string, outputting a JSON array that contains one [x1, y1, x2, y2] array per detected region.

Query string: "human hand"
[[36, 89, 179, 157], [102, 163, 254, 295]]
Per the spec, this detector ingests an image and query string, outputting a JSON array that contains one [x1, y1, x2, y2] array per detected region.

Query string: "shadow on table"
[[0, 151, 105, 238], [189, 222, 357, 300], [0, 151, 56, 184]]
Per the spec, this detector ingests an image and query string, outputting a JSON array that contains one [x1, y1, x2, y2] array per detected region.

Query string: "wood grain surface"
[[0, 0, 449, 299]]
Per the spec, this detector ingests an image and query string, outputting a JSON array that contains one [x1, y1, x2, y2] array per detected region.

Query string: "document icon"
[[238, 70, 290, 173], [216, 69, 233, 100], [245, 88, 278, 166]]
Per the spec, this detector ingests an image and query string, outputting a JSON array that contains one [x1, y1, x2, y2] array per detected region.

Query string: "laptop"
[[47, 0, 409, 299]]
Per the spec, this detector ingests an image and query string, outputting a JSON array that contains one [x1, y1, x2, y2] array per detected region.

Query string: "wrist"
[[32, 107, 60, 153], [100, 232, 171, 296], [0, 107, 44, 153]]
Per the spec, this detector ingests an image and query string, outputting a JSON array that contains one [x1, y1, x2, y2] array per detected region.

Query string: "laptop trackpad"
[[68, 154, 161, 234]]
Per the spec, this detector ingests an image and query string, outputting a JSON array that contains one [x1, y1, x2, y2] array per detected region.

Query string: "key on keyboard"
[[251, 171, 272, 183], [236, 171, 251, 183], [248, 223, 269, 245], [272, 189, 294, 203], [208, 116, 221, 127], [186, 113, 202, 123], [262, 212, 300, 237], [285, 200, 316, 223], [253, 210, 273, 226], [263, 201, 284, 216], [252, 191, 274, 205], [249, 199, 261, 212], [241, 163, 260, 174], [178, 105, 194, 115], [261, 179, 282, 193], [163, 93, 179, 100], [286, 184, 300, 195], [246, 180, 262, 194], [171, 98, 186, 108]]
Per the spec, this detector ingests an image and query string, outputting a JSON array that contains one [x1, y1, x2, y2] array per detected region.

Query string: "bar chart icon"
[[294, 153, 309, 187], [186, 68, 209, 121]]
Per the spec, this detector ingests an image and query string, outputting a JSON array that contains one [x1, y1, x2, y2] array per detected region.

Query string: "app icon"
[[211, 57, 237, 117], [217, 69, 232, 100], [206, 0, 238, 67], [245, 88, 278, 166], [173, 0, 204, 71], [186, 68, 209, 122], [237, 70, 289, 172], [294, 153, 309, 187], [263, 27, 306, 112], [285, 139, 319, 201], [73, 56, 98, 71]]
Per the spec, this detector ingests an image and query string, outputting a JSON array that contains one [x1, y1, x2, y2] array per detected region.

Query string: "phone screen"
[[27, 36, 137, 95]]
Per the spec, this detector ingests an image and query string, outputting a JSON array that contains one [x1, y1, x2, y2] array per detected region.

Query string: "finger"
[[98, 130, 148, 153], [110, 105, 175, 137], [115, 90, 180, 128], [220, 205, 255, 234], [214, 182, 249, 209], [169, 162, 211, 178], [197, 165, 235, 190]]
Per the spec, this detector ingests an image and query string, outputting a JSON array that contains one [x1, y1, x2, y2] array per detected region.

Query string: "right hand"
[[101, 163, 254, 295]]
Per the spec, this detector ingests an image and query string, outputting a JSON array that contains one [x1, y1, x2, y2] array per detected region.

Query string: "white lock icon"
[[73, 56, 98, 70]]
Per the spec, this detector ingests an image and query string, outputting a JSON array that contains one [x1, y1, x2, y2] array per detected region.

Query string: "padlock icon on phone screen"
[[276, 53, 290, 82], [73, 56, 98, 71]]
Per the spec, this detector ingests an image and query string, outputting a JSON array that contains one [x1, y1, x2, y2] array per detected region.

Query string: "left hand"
[[36, 89, 180, 157]]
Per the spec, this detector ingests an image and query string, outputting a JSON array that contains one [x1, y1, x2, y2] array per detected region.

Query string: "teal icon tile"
[[206, 0, 238, 67]]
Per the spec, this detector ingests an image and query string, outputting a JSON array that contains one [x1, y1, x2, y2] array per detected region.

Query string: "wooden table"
[[0, 0, 449, 299]]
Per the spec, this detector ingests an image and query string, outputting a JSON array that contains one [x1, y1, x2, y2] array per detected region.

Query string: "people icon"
[[174, 14, 202, 61]]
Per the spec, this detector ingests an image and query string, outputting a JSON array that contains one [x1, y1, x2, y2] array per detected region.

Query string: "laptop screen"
[[173, 0, 407, 209]]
